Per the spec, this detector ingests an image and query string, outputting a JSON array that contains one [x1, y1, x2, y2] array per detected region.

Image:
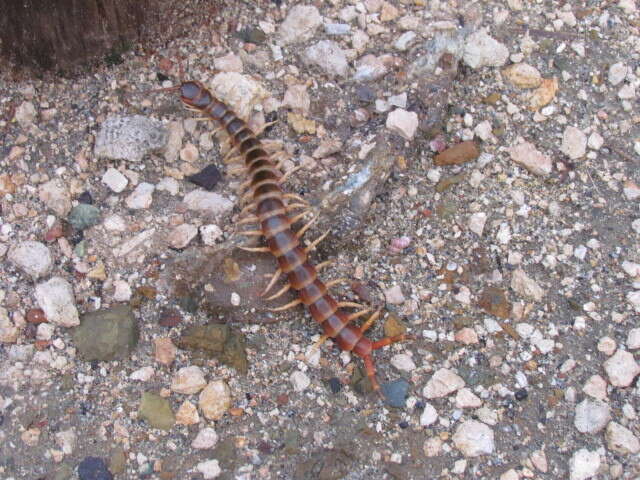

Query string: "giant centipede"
[[160, 80, 412, 394]]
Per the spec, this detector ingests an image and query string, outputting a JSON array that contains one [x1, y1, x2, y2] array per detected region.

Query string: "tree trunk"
[[0, 0, 148, 73]]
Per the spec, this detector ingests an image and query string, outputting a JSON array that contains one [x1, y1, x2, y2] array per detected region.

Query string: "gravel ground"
[[2, 1, 640, 479]]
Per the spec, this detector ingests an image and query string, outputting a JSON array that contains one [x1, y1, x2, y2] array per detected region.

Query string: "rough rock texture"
[[73, 305, 139, 361], [94, 115, 168, 162]]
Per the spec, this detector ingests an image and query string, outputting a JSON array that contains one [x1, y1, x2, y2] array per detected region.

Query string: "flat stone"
[[175, 400, 200, 425], [138, 392, 175, 430], [15, 101, 37, 127], [503, 63, 542, 88], [171, 366, 207, 394], [455, 388, 482, 408], [606, 421, 640, 454], [196, 459, 221, 479], [419, 403, 438, 426], [35, 277, 79, 327], [603, 349, 640, 387], [290, 370, 311, 392], [282, 85, 310, 115], [390, 353, 416, 372], [94, 115, 168, 163], [627, 328, 640, 349], [199, 380, 232, 420], [574, 398, 610, 433], [39, 179, 72, 216], [353, 54, 389, 81], [278, 5, 323, 45], [192, 427, 218, 449], [125, 182, 154, 209], [303, 40, 349, 77], [511, 268, 544, 301], [68, 204, 100, 231], [213, 52, 243, 72], [434, 141, 480, 166], [102, 168, 128, 193], [569, 449, 600, 480], [468, 212, 487, 236], [582, 375, 608, 401], [608, 62, 628, 85], [73, 305, 139, 361], [381, 379, 409, 408], [453, 420, 494, 457], [386, 108, 419, 140], [423, 368, 465, 398], [183, 190, 233, 216], [78, 457, 113, 480], [561, 126, 587, 160], [210, 72, 268, 120], [154, 337, 177, 365], [8, 241, 52, 279], [463, 30, 509, 69], [168, 224, 198, 249], [507, 140, 552, 176]]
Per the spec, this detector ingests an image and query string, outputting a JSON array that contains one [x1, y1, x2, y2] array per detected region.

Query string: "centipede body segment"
[[176, 80, 410, 393]]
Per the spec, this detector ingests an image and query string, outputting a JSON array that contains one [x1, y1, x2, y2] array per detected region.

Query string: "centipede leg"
[[304, 231, 330, 253], [345, 308, 371, 322], [372, 333, 412, 350], [296, 215, 317, 238], [315, 260, 332, 271], [254, 120, 278, 136], [284, 193, 309, 205], [237, 230, 263, 237], [324, 278, 348, 289], [264, 283, 291, 301], [268, 299, 302, 312], [337, 301, 366, 309], [307, 334, 329, 359], [285, 202, 309, 212], [237, 215, 259, 225], [239, 202, 258, 216], [238, 246, 271, 253], [279, 165, 302, 185], [360, 309, 382, 333], [260, 268, 282, 297]]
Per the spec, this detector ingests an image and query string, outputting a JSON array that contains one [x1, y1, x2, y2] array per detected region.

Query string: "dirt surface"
[[1, 1, 640, 479]]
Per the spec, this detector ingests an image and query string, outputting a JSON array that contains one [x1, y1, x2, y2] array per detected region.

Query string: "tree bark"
[[0, 0, 148, 73]]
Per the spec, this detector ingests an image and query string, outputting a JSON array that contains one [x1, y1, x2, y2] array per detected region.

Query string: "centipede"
[[154, 80, 411, 395]]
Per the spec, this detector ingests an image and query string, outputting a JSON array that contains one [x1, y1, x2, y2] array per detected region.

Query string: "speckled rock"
[[303, 40, 349, 77], [278, 5, 323, 45], [463, 30, 509, 69], [603, 349, 640, 387], [35, 277, 79, 327], [574, 398, 610, 434], [199, 380, 232, 420], [8, 241, 52, 279], [138, 392, 175, 430], [453, 420, 495, 457], [68, 204, 101, 230], [39, 179, 72, 216], [73, 305, 139, 361], [94, 115, 168, 162]]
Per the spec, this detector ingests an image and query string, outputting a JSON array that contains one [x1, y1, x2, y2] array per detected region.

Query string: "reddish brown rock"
[[434, 141, 480, 166], [478, 287, 511, 319], [26, 308, 48, 324]]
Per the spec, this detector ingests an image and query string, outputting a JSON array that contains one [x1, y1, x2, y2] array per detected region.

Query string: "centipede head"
[[179, 81, 213, 111]]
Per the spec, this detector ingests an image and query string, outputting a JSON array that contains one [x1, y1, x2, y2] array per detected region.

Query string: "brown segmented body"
[[177, 80, 409, 393]]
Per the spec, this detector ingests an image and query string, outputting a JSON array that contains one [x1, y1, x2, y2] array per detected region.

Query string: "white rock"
[[15, 101, 37, 127], [468, 212, 487, 236], [511, 268, 545, 301], [603, 349, 640, 387], [156, 177, 180, 196], [55, 429, 76, 455], [453, 420, 494, 457], [0, 308, 19, 343], [125, 182, 154, 209], [171, 366, 207, 394], [192, 427, 219, 449], [395, 31, 416, 51], [606, 421, 640, 454], [623, 181, 640, 200], [627, 328, 640, 349], [353, 54, 389, 81], [496, 223, 511, 244], [423, 368, 465, 398], [8, 241, 52, 279], [196, 459, 221, 479], [130, 366, 154, 381], [561, 126, 587, 160], [622, 260, 640, 277], [198, 380, 232, 420], [200, 225, 223, 246], [455, 388, 482, 408], [384, 285, 405, 305], [94, 115, 167, 163], [39, 179, 72, 216], [168, 224, 198, 249], [290, 370, 311, 392], [569, 448, 600, 480], [282, 84, 310, 115], [618, 84, 636, 100], [102, 168, 128, 193], [608, 62, 629, 85], [113, 280, 132, 301], [303, 40, 349, 77], [36, 323, 54, 341], [500, 469, 519, 480], [628, 290, 640, 311], [619, 0, 637, 14], [278, 5, 323, 45], [34, 277, 79, 327], [390, 353, 416, 372], [386, 109, 419, 140], [210, 72, 268, 120], [587, 132, 604, 150], [574, 398, 610, 433], [507, 140, 552, 176], [213, 53, 243, 73], [463, 30, 509, 69], [104, 214, 126, 232], [582, 375, 608, 401], [597, 336, 616, 355], [183, 190, 233, 216], [419, 403, 438, 426]]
